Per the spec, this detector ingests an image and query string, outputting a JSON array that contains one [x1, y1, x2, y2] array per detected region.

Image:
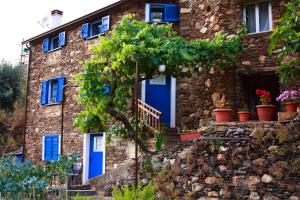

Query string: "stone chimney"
[[51, 9, 63, 28]]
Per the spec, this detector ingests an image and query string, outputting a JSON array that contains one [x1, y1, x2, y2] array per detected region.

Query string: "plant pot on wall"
[[256, 105, 277, 121], [180, 131, 202, 142], [213, 109, 233, 122], [238, 111, 250, 122], [284, 102, 299, 112]]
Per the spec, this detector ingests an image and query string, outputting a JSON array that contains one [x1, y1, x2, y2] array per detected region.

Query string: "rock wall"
[[92, 118, 300, 199]]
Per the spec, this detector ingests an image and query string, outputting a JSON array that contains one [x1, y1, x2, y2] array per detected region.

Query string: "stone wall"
[[92, 117, 300, 199]]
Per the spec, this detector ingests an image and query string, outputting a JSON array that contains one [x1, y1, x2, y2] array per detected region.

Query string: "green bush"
[[112, 182, 156, 200], [0, 158, 48, 200]]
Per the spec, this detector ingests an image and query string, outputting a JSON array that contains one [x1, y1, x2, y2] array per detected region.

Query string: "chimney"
[[51, 9, 63, 28]]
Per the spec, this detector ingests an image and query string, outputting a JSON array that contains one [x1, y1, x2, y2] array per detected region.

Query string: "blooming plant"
[[276, 90, 299, 102], [256, 89, 272, 105]]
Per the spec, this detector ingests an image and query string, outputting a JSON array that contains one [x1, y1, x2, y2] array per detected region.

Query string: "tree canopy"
[[74, 15, 244, 152], [269, 0, 300, 81], [0, 61, 24, 111]]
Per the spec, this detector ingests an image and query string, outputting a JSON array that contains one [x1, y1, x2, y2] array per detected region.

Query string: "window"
[[243, 1, 272, 34], [43, 31, 65, 52], [93, 135, 104, 152], [81, 15, 110, 39], [145, 3, 179, 23], [43, 135, 60, 161], [150, 75, 166, 85], [41, 77, 64, 105]]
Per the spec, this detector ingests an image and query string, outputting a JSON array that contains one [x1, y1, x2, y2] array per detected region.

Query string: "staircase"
[[138, 99, 162, 133], [137, 99, 180, 144]]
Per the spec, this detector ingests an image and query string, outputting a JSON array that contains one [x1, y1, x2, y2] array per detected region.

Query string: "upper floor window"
[[145, 3, 179, 23], [81, 15, 110, 39], [43, 32, 65, 53], [41, 77, 65, 105], [243, 1, 272, 34]]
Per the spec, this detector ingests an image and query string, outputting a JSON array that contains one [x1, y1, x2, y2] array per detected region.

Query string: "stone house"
[[23, 0, 296, 184]]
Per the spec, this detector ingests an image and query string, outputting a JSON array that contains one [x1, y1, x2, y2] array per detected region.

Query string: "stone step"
[[164, 128, 178, 136], [68, 184, 91, 191], [68, 189, 97, 197]]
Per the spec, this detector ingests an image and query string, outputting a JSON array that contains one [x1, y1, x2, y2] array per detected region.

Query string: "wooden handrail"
[[138, 99, 162, 133]]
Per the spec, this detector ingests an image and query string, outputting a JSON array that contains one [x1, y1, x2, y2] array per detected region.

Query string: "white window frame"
[[93, 135, 104, 152], [243, 1, 272, 34], [149, 74, 166, 85], [89, 20, 102, 37], [42, 135, 61, 161]]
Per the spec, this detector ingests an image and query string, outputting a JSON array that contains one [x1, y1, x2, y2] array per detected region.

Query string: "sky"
[[0, 0, 118, 64]]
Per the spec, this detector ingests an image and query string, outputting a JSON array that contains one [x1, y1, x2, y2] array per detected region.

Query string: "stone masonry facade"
[[25, 0, 299, 181]]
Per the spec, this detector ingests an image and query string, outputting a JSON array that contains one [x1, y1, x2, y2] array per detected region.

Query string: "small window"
[[43, 31, 65, 53], [90, 20, 102, 36], [41, 77, 64, 105], [93, 136, 104, 152], [49, 79, 58, 104], [150, 75, 166, 85], [81, 15, 110, 39], [50, 36, 59, 50], [43, 135, 60, 161], [243, 1, 272, 34], [145, 3, 179, 23]]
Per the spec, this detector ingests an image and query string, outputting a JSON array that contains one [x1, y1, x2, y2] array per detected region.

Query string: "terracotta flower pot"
[[284, 102, 299, 112], [238, 112, 250, 122], [180, 131, 202, 142], [214, 109, 233, 122], [256, 105, 277, 121]]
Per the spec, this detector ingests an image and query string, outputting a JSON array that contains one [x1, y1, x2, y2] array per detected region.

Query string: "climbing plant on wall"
[[74, 14, 244, 152], [269, 0, 300, 81]]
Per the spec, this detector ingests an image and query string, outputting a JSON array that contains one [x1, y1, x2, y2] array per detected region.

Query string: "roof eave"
[[22, 0, 128, 44]]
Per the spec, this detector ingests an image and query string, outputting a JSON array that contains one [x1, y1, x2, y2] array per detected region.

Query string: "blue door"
[[145, 75, 171, 124], [89, 133, 104, 179]]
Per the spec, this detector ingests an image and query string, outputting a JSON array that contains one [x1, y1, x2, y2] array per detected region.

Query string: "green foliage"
[[155, 132, 166, 151], [75, 14, 244, 151], [143, 158, 153, 173], [0, 60, 25, 111], [269, 0, 300, 81], [0, 153, 78, 200], [112, 182, 156, 200], [0, 158, 48, 200]]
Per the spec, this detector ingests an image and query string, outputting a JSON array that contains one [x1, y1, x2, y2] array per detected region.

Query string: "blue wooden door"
[[89, 134, 104, 179], [145, 75, 171, 124]]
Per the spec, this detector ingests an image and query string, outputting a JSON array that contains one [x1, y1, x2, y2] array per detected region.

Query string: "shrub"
[[112, 182, 156, 200]]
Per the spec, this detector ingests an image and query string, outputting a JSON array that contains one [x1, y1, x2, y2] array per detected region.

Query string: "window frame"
[[242, 1, 273, 34], [42, 135, 61, 161], [50, 35, 60, 51], [89, 20, 102, 38], [41, 76, 64, 106], [145, 3, 179, 23], [150, 74, 166, 85], [48, 79, 58, 104], [82, 15, 110, 40]]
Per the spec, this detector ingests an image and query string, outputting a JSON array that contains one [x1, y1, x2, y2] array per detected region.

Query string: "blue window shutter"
[[100, 15, 110, 33], [44, 136, 53, 161], [58, 32, 65, 47], [56, 77, 65, 103], [103, 83, 110, 94], [164, 4, 179, 22], [42, 38, 49, 52], [41, 80, 49, 105], [81, 23, 89, 39], [52, 136, 59, 161]]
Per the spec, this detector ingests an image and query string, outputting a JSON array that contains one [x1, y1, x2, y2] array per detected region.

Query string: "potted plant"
[[180, 129, 202, 142], [256, 89, 276, 121], [276, 90, 299, 112], [238, 106, 250, 122], [214, 103, 233, 122]]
